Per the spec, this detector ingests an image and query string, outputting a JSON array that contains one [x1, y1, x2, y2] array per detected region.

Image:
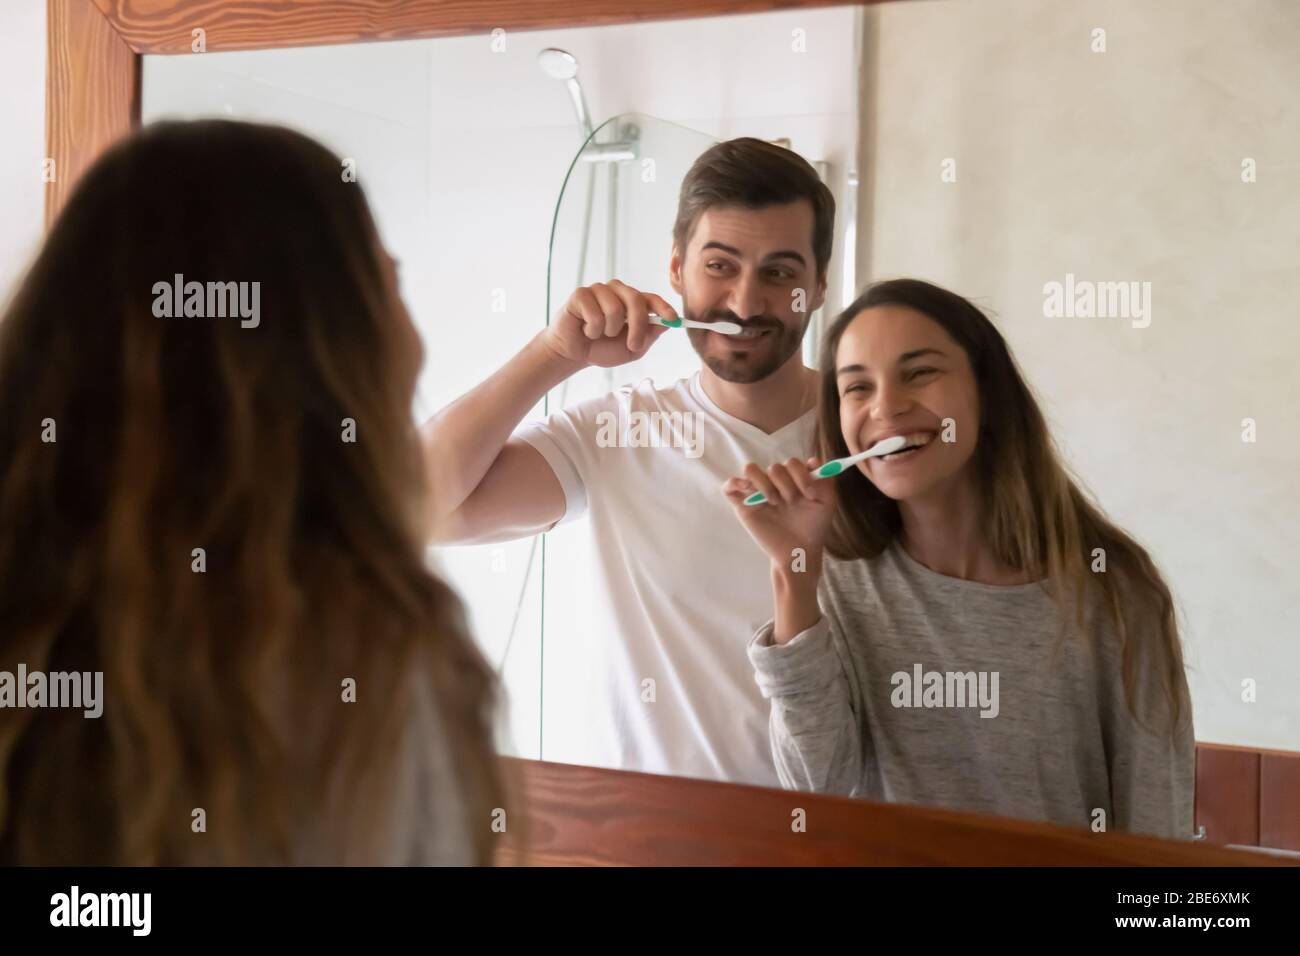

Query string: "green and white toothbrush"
[[742, 435, 910, 507], [649, 313, 744, 335]]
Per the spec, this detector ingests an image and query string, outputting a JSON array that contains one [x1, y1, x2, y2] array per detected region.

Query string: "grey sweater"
[[747, 541, 1195, 840]]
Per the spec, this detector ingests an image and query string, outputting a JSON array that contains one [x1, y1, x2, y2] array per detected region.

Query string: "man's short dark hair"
[[672, 137, 836, 278]]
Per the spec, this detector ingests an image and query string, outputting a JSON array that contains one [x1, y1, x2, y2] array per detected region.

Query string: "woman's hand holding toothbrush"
[[541, 280, 675, 369], [723, 457, 836, 644], [724, 456, 837, 562]]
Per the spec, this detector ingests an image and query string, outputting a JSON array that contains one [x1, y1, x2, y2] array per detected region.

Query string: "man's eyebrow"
[[836, 348, 947, 376], [700, 241, 742, 257], [699, 241, 807, 267]]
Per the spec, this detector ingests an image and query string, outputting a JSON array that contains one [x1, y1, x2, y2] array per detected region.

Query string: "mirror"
[[141, 3, 858, 765], [139, 0, 1300, 843]]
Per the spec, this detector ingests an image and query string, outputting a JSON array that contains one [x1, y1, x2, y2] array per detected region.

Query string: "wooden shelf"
[[495, 758, 1293, 867]]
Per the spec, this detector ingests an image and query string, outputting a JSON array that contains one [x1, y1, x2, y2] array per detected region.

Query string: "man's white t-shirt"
[[514, 371, 816, 787]]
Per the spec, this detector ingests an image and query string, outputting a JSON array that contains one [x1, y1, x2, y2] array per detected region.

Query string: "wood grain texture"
[[1259, 751, 1300, 851], [1195, 744, 1261, 847], [495, 758, 1290, 866], [90, 0, 876, 54], [45, 0, 141, 227]]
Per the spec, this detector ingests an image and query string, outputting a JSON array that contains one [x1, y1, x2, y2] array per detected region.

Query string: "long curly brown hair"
[[0, 120, 508, 864]]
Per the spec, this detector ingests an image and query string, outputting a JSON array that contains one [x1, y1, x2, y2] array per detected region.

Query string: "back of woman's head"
[[0, 119, 503, 864]]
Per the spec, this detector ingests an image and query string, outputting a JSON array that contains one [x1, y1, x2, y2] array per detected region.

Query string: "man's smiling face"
[[670, 201, 827, 384]]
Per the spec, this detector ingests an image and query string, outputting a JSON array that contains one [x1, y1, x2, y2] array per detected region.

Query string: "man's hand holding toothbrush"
[[423, 280, 683, 546], [541, 280, 678, 368]]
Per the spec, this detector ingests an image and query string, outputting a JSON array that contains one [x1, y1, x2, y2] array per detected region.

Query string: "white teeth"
[[874, 432, 934, 460]]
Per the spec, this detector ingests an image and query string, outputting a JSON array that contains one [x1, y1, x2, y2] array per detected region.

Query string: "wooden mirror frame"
[[45, 0, 879, 224], [42, 0, 1300, 861]]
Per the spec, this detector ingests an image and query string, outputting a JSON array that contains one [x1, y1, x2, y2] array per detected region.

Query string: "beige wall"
[[857, 0, 1300, 750]]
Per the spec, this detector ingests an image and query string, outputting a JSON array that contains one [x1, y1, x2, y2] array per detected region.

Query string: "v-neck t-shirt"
[[515, 371, 816, 786]]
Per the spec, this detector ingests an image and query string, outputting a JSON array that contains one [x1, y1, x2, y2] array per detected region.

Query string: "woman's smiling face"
[[835, 304, 981, 502]]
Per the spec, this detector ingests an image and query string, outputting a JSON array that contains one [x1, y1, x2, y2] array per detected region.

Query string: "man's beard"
[[683, 298, 808, 384]]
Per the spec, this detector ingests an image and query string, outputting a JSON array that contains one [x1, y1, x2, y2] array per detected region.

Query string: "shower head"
[[537, 47, 580, 81], [537, 47, 593, 138]]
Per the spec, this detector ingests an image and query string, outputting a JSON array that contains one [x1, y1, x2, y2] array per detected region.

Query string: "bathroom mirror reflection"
[[141, 0, 1300, 845], [143, 2, 860, 763]]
